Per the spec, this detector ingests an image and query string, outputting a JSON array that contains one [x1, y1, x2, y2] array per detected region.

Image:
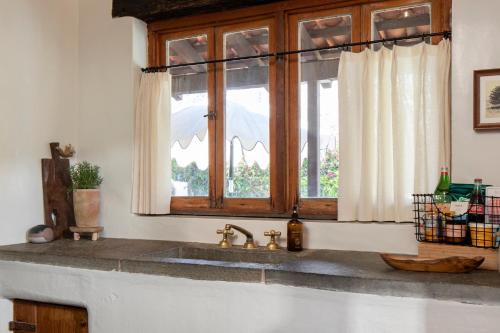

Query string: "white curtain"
[[132, 72, 172, 214], [338, 40, 451, 222]]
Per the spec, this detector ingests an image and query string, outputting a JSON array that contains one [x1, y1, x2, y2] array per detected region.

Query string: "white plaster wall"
[[1, 0, 498, 256], [77, 0, 417, 254], [74, 0, 500, 254], [0, 0, 78, 325], [0, 298, 12, 333], [0, 0, 79, 246], [1, 261, 499, 333], [0, 0, 499, 331], [451, 0, 500, 185], [0, 0, 498, 254]]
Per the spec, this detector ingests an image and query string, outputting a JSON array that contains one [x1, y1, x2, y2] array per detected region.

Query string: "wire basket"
[[413, 194, 500, 248]]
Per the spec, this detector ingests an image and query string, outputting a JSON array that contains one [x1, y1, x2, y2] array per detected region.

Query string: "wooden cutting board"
[[41, 142, 76, 239]]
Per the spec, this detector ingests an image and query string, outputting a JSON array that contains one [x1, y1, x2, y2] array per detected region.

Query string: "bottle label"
[[450, 201, 469, 215], [289, 231, 302, 249], [469, 204, 484, 215]]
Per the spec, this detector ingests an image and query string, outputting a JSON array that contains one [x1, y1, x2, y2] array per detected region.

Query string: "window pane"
[[223, 27, 270, 198], [372, 4, 431, 50], [168, 35, 209, 196], [299, 15, 348, 198]]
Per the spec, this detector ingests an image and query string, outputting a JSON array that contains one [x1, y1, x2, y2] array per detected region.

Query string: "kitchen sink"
[[147, 244, 306, 265]]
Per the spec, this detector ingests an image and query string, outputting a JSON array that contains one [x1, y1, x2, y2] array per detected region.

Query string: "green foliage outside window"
[[227, 160, 270, 198], [172, 159, 208, 196], [300, 148, 339, 198], [172, 148, 339, 198]]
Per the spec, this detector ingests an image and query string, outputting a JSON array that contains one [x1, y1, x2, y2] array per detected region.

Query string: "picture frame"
[[474, 68, 500, 130]]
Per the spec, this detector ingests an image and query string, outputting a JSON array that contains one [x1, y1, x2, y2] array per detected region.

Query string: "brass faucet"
[[216, 224, 256, 249], [264, 230, 281, 251], [216, 225, 234, 248]]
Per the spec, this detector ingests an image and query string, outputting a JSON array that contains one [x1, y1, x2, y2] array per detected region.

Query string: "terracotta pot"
[[73, 189, 100, 228]]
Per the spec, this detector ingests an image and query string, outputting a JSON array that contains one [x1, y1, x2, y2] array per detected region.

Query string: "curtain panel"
[[338, 40, 451, 222], [132, 72, 172, 215]]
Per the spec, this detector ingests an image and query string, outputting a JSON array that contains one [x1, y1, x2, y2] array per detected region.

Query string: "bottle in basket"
[[434, 166, 451, 204], [433, 167, 451, 240], [468, 178, 485, 223]]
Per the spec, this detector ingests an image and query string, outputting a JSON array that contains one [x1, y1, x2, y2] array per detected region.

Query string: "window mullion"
[[214, 26, 226, 208], [208, 27, 219, 208]]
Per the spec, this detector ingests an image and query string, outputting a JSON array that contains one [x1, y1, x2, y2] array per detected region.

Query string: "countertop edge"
[[1, 239, 500, 306]]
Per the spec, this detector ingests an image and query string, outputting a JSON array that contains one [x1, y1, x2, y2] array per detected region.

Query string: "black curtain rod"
[[142, 30, 451, 73]]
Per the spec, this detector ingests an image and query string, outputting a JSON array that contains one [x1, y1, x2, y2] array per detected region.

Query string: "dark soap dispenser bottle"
[[287, 205, 303, 252]]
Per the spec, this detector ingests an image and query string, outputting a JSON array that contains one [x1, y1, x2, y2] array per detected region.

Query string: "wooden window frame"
[[162, 17, 285, 218], [287, 6, 361, 219], [148, 0, 451, 219], [160, 28, 216, 213], [214, 18, 283, 215]]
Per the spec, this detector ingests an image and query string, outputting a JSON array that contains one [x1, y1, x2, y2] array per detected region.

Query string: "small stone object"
[[27, 225, 55, 244]]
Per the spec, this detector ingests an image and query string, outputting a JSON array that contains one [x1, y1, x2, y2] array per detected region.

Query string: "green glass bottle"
[[434, 166, 451, 203]]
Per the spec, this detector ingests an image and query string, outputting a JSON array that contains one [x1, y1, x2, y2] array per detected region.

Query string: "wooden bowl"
[[380, 254, 485, 273]]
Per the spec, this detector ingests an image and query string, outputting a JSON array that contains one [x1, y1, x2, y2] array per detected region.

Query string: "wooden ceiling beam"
[[171, 59, 339, 96], [112, 0, 283, 23], [169, 40, 207, 73], [375, 13, 430, 32], [168, 27, 351, 57], [300, 28, 323, 61], [308, 25, 351, 39], [226, 33, 266, 67]]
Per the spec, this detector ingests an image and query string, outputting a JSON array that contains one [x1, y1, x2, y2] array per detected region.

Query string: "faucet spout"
[[226, 224, 256, 249]]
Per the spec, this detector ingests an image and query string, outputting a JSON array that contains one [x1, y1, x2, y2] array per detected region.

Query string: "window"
[[223, 27, 270, 199], [298, 15, 348, 199], [159, 28, 216, 212], [371, 3, 431, 50], [287, 7, 360, 217], [214, 19, 278, 214], [148, 0, 450, 218], [362, 0, 446, 48], [169, 34, 210, 197]]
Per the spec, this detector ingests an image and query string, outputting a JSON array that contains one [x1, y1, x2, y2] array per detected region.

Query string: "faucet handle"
[[217, 225, 234, 248], [264, 230, 281, 237], [264, 230, 281, 251], [216, 229, 234, 235]]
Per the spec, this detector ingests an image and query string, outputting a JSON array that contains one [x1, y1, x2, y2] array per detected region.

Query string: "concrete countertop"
[[0, 238, 499, 305]]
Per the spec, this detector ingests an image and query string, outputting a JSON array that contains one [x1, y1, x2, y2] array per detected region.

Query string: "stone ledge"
[[0, 238, 499, 305]]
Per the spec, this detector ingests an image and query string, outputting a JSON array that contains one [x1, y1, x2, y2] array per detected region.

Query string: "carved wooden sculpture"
[[41, 143, 76, 239]]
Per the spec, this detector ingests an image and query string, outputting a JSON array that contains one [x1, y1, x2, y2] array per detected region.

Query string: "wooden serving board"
[[381, 254, 484, 273], [418, 243, 498, 271], [41, 143, 76, 239]]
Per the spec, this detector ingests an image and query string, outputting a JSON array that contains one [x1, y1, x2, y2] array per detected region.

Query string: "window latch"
[[203, 112, 216, 120]]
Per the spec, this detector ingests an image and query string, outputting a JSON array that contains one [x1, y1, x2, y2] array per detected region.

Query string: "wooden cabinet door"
[[11, 300, 88, 333]]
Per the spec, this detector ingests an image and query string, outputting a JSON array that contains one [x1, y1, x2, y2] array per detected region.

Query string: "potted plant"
[[70, 161, 103, 228]]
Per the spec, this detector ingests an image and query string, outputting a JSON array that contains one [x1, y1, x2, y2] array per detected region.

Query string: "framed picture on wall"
[[474, 68, 500, 130]]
